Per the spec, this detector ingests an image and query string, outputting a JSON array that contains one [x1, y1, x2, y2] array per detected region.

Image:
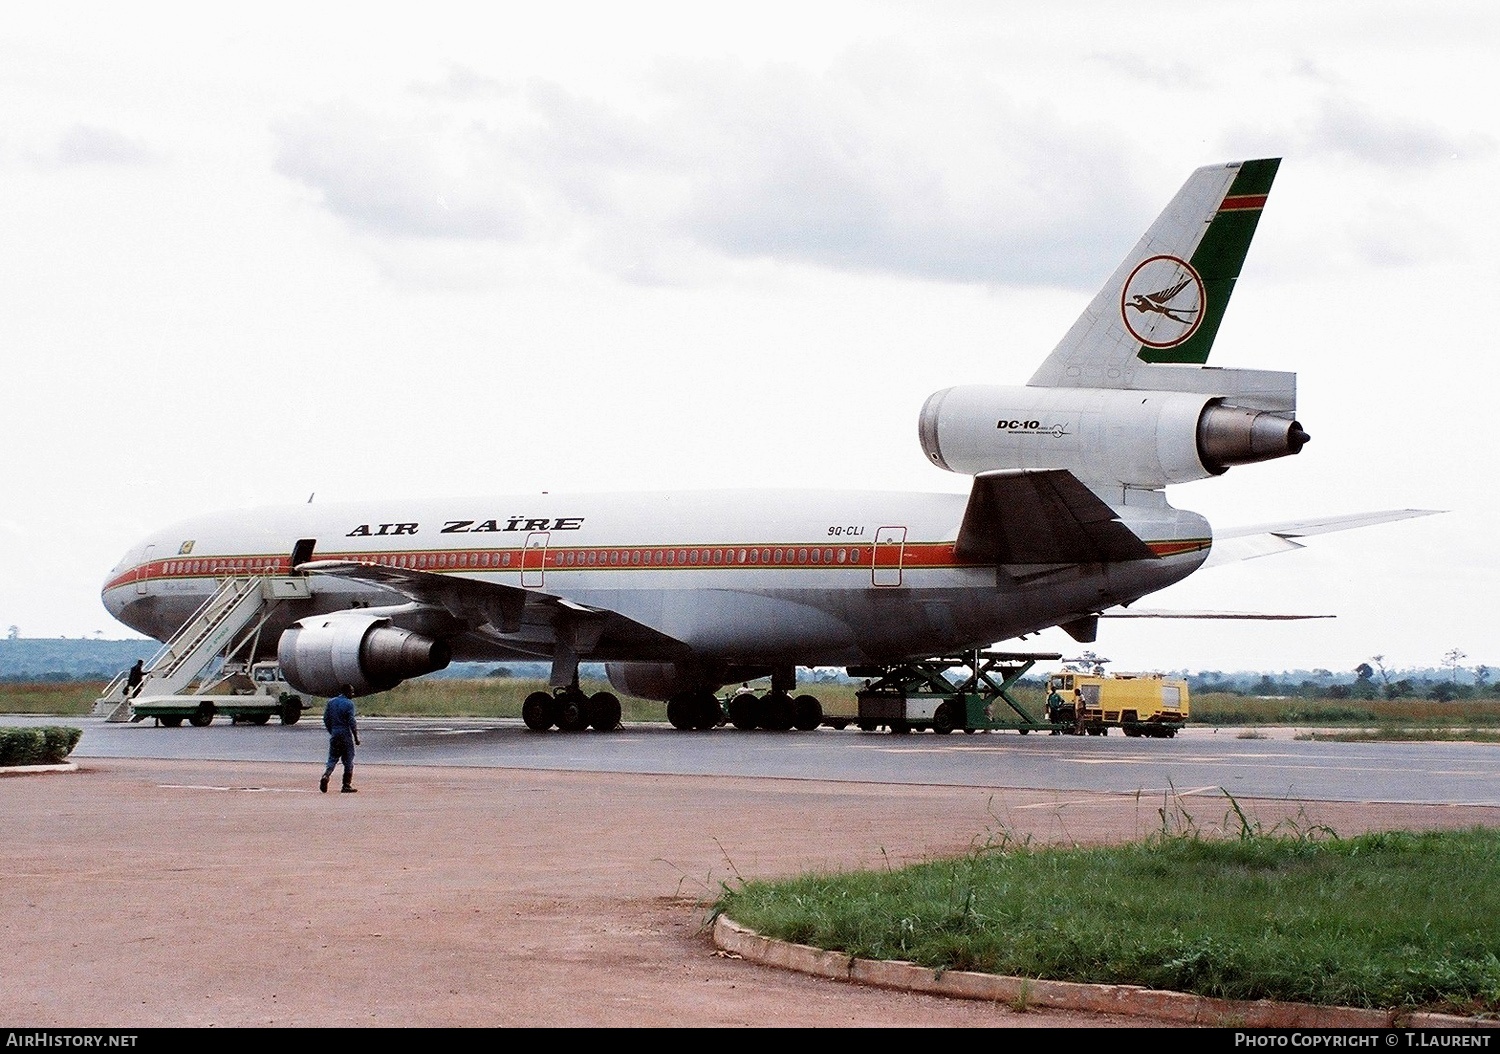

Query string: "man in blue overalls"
[[320, 687, 360, 794]]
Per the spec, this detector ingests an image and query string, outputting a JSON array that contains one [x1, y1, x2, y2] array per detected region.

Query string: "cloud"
[[1305, 99, 1491, 167], [55, 124, 156, 165], [273, 102, 527, 240], [268, 61, 1149, 288]]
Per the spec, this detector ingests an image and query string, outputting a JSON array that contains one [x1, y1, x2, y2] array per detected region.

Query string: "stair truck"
[[129, 660, 307, 727]]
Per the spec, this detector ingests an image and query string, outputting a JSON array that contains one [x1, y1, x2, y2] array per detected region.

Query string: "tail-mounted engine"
[[278, 613, 451, 697], [918, 385, 1308, 488]]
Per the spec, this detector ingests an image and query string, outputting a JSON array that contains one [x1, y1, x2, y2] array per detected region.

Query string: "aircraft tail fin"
[[1029, 158, 1280, 390]]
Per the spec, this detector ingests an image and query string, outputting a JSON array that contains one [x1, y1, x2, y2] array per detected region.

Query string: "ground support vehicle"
[[129, 661, 307, 727], [1044, 671, 1189, 737], [845, 651, 1062, 734]]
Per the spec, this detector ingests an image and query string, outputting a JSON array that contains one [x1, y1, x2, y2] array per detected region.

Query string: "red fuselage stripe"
[[105, 538, 1210, 592]]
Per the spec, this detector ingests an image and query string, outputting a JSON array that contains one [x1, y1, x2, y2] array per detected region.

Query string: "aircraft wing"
[[954, 469, 1157, 564], [295, 559, 689, 659], [1203, 509, 1444, 567]]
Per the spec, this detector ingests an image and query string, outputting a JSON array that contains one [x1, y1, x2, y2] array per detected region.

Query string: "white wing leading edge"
[[1201, 509, 1444, 568]]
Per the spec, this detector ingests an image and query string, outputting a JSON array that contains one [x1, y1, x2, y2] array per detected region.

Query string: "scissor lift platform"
[[846, 650, 1062, 734]]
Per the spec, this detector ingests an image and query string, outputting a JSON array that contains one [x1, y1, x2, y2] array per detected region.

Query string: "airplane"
[[100, 157, 1433, 733]]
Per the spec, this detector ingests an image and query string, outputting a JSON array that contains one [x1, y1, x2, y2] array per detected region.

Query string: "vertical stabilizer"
[[1028, 158, 1280, 390]]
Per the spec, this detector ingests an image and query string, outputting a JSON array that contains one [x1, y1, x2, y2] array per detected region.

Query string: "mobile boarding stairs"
[[92, 576, 312, 727]]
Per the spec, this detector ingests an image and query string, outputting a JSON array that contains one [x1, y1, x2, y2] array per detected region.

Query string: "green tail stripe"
[[1139, 158, 1280, 364]]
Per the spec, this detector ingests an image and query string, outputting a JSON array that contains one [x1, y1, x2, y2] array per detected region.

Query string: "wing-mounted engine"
[[918, 383, 1309, 489], [278, 612, 451, 697]]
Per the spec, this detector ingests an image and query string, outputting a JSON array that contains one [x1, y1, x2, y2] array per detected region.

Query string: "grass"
[[715, 817, 1500, 1016]]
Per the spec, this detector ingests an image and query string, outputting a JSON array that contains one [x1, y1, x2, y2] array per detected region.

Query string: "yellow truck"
[[1044, 671, 1189, 738]]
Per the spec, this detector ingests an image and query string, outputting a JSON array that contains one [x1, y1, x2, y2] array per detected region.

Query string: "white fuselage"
[[102, 488, 1211, 672]]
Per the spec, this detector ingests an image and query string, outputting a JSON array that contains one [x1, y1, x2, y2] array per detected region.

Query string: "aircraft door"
[[522, 531, 550, 588], [873, 527, 906, 587], [136, 545, 156, 594]]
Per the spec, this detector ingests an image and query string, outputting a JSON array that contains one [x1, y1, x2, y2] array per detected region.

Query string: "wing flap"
[[954, 469, 1157, 565]]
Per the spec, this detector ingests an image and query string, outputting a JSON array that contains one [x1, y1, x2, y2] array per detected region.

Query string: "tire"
[[689, 692, 720, 730], [159, 715, 183, 728], [931, 701, 957, 735], [889, 720, 910, 735], [666, 694, 696, 731], [728, 694, 758, 730], [280, 698, 303, 725], [792, 695, 822, 732], [188, 704, 215, 727], [555, 692, 590, 732], [587, 692, 621, 732], [831, 720, 849, 731], [763, 692, 795, 731], [522, 691, 554, 732], [248, 713, 271, 726], [858, 721, 877, 732]]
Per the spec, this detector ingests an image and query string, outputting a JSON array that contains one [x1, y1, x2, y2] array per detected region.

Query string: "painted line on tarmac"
[[157, 783, 309, 793]]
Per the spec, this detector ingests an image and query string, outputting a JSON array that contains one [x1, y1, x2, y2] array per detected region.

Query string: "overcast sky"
[[2, 2, 1495, 676]]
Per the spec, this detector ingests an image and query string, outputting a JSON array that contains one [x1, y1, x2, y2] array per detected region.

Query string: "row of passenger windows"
[[161, 547, 867, 575], [163, 557, 284, 575], [554, 546, 862, 567]]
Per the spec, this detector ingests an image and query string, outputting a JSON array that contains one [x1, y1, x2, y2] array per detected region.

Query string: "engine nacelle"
[[918, 385, 1308, 488], [278, 613, 451, 697], [606, 662, 714, 702]]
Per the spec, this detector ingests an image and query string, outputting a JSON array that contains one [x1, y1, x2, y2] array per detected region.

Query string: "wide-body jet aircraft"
[[101, 158, 1425, 732]]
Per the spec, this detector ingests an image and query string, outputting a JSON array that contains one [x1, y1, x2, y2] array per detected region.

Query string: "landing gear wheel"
[[522, 691, 555, 731], [666, 694, 696, 730], [694, 692, 723, 730], [792, 695, 822, 732], [587, 692, 622, 731], [762, 692, 795, 731], [555, 691, 590, 732], [931, 701, 958, 735], [188, 704, 215, 727], [728, 694, 758, 730]]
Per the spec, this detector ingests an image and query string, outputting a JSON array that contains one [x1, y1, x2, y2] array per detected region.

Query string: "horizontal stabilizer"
[[954, 469, 1157, 565], [1205, 509, 1443, 567]]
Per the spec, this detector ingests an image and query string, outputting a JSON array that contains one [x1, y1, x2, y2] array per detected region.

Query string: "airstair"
[[94, 575, 312, 722]]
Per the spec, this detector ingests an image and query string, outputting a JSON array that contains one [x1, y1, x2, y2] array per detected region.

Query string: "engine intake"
[[278, 614, 451, 697]]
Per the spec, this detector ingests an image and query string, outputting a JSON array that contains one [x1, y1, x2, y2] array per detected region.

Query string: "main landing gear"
[[522, 686, 622, 732], [667, 689, 821, 732]]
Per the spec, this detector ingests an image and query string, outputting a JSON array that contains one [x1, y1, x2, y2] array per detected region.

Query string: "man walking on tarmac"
[[320, 686, 360, 794]]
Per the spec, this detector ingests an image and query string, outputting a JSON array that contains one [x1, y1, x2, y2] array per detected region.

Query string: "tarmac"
[[5, 755, 1499, 1029]]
